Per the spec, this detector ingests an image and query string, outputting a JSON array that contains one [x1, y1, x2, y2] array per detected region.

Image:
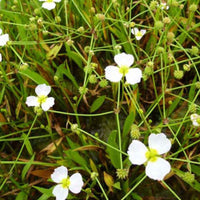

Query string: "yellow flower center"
[[145, 148, 159, 162], [136, 31, 142, 37], [37, 95, 47, 104], [196, 118, 200, 125], [61, 177, 70, 189], [46, 0, 53, 2], [119, 66, 129, 76]]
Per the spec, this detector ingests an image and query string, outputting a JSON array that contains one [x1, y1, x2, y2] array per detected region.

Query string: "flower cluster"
[[39, 0, 61, 10], [26, 84, 55, 111], [127, 133, 171, 180], [51, 166, 84, 200], [105, 52, 142, 85]]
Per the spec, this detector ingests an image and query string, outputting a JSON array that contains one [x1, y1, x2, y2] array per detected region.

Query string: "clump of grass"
[[0, 0, 200, 199]]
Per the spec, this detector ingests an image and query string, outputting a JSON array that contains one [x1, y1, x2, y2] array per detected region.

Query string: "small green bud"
[[19, 63, 29, 70], [142, 74, 149, 81], [139, 108, 143, 114], [148, 119, 153, 124], [179, 4, 184, 9], [157, 47, 165, 53], [37, 18, 43, 26], [66, 39, 74, 46], [154, 21, 164, 29], [89, 50, 94, 56], [114, 45, 122, 50], [150, 0, 158, 10], [11, 5, 17, 10], [55, 16, 61, 23], [168, 53, 174, 62], [84, 46, 90, 53], [147, 61, 154, 68], [90, 7, 95, 14], [34, 107, 43, 116], [34, 8, 40, 15], [167, 32, 175, 43], [174, 70, 184, 79], [190, 46, 199, 56], [99, 79, 108, 88], [183, 64, 190, 71], [189, 103, 197, 113], [29, 17, 35, 22], [96, 13, 105, 21], [129, 22, 135, 28], [91, 172, 98, 180], [40, 124, 45, 129], [116, 168, 129, 179], [54, 76, 59, 81], [144, 66, 153, 75], [79, 86, 88, 95], [94, 132, 99, 137], [84, 65, 93, 74], [71, 123, 79, 133], [29, 23, 37, 31], [89, 74, 97, 84], [77, 26, 85, 33], [168, 100, 173, 105], [195, 81, 200, 89], [189, 4, 198, 12], [168, 0, 179, 7], [73, 96, 78, 101], [42, 30, 48, 36], [163, 17, 171, 24], [130, 124, 140, 139]]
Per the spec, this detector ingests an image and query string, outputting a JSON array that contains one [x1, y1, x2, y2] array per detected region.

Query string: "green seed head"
[[174, 70, 184, 79]]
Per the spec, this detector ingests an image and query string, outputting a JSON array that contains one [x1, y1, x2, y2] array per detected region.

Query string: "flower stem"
[[121, 175, 146, 200], [96, 177, 109, 200], [162, 181, 181, 200]]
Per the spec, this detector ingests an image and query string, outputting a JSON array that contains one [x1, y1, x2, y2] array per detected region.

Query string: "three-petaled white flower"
[[190, 114, 200, 127], [26, 84, 55, 111], [0, 28, 9, 47], [131, 28, 146, 40], [127, 133, 171, 180], [105, 52, 142, 85], [160, 2, 169, 10], [51, 166, 84, 200], [39, 0, 61, 10]]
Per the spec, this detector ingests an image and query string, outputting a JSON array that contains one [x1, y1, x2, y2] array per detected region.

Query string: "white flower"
[[131, 28, 146, 40], [39, 0, 61, 10], [127, 133, 171, 180], [0, 28, 9, 47], [105, 52, 142, 85], [160, 2, 169, 10], [26, 84, 55, 111], [190, 114, 200, 126], [0, 53, 2, 62], [51, 166, 84, 200]]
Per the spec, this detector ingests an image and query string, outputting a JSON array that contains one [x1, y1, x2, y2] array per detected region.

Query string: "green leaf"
[[21, 133, 33, 155], [106, 130, 120, 169], [122, 112, 134, 137], [33, 186, 53, 197], [19, 69, 48, 85], [46, 43, 63, 60], [15, 191, 29, 200], [21, 154, 35, 180], [90, 95, 106, 113]]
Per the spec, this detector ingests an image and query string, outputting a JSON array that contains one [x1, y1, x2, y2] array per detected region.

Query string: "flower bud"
[[89, 74, 97, 84], [77, 26, 85, 33], [183, 64, 190, 71], [19, 63, 29, 70], [66, 39, 74, 46], [189, 4, 198, 12], [189, 103, 197, 113], [71, 123, 79, 133], [116, 168, 129, 179], [195, 81, 200, 89], [144, 66, 153, 75], [167, 32, 175, 43], [99, 79, 108, 88], [154, 21, 164, 29], [163, 17, 171, 24], [190, 46, 199, 56], [150, 0, 158, 10], [55, 16, 61, 23], [130, 124, 140, 139], [79, 86, 88, 95], [157, 47, 165, 53], [34, 106, 43, 116], [181, 172, 195, 184], [96, 13, 105, 21], [91, 172, 99, 180], [174, 70, 184, 79]]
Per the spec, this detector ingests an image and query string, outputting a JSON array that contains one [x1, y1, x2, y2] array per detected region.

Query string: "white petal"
[[26, 96, 39, 107], [0, 34, 9, 46], [114, 53, 134, 67], [41, 97, 55, 111], [0, 53, 2, 62], [131, 28, 139, 35], [42, 2, 56, 10], [69, 173, 84, 194], [52, 184, 69, 200], [0, 29, 2, 35], [105, 66, 122, 82], [140, 29, 146, 35], [127, 140, 148, 165], [54, 0, 61, 2], [35, 84, 51, 96], [145, 158, 171, 180], [125, 68, 142, 85], [51, 166, 68, 183], [148, 133, 171, 155], [190, 114, 200, 126]]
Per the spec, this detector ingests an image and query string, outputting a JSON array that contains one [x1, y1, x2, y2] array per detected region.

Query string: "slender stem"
[[162, 181, 181, 200], [121, 175, 146, 200], [96, 178, 109, 200]]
